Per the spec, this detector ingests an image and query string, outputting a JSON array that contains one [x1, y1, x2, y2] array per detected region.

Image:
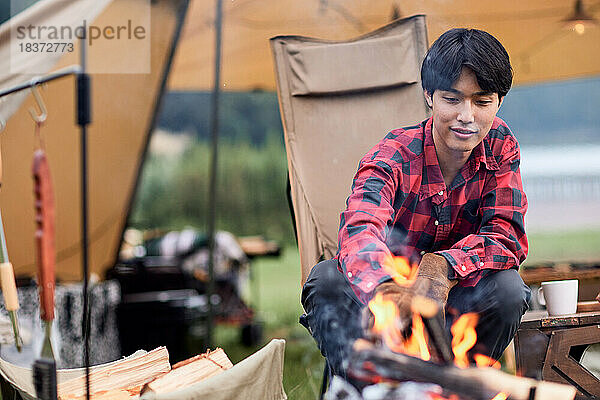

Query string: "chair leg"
[[319, 359, 330, 399]]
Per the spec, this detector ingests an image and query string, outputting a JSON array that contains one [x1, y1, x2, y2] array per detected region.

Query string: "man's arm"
[[436, 140, 528, 282], [337, 156, 400, 304]]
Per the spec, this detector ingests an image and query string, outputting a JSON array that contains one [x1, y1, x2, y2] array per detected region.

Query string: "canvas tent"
[[2, 0, 598, 280], [170, 0, 600, 91], [0, 0, 189, 280]]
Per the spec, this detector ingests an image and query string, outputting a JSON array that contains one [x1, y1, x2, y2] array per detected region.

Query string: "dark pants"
[[300, 259, 531, 378]]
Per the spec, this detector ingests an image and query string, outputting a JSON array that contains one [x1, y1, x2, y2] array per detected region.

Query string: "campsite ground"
[[205, 228, 600, 400]]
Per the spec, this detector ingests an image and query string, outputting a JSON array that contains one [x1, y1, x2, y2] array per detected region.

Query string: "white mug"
[[537, 280, 578, 316]]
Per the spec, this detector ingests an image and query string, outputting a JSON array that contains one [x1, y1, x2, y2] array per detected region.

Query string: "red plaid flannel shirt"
[[336, 117, 528, 304]]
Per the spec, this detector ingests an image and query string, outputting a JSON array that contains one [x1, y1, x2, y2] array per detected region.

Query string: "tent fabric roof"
[[169, 0, 600, 91], [0, 0, 187, 280], [0, 0, 112, 124]]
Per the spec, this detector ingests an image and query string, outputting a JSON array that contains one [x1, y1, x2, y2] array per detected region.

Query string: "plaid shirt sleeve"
[[436, 139, 528, 284], [336, 151, 400, 304]]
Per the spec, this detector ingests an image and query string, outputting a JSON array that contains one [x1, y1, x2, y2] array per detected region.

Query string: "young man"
[[300, 28, 531, 379]]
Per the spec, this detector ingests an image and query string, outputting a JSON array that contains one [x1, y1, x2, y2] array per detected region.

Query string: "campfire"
[[332, 256, 577, 400], [368, 256, 496, 369]]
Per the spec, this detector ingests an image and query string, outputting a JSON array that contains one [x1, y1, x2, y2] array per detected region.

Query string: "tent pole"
[[207, 0, 223, 349], [77, 30, 92, 400]]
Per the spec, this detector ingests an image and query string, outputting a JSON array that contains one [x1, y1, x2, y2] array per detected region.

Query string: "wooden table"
[[520, 262, 600, 302], [515, 310, 600, 399]]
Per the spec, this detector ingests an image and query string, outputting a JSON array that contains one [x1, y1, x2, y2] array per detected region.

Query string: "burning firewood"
[[348, 345, 576, 400], [411, 295, 453, 364], [358, 256, 574, 399], [366, 256, 501, 368]]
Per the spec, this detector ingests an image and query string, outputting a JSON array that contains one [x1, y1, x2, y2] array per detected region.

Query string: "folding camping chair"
[[270, 15, 430, 394]]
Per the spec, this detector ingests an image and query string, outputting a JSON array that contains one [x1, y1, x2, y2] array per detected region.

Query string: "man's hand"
[[364, 254, 456, 336], [414, 253, 457, 306]]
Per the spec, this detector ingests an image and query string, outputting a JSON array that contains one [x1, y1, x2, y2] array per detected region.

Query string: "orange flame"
[[474, 353, 501, 369], [428, 393, 459, 400], [368, 292, 397, 334], [366, 264, 507, 400], [369, 256, 493, 373], [368, 292, 432, 357], [368, 256, 425, 353], [368, 292, 404, 352], [431, 391, 505, 400], [403, 313, 431, 361], [451, 313, 479, 368], [383, 255, 418, 286]]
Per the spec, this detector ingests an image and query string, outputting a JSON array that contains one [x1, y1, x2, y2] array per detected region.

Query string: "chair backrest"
[[270, 16, 430, 285]]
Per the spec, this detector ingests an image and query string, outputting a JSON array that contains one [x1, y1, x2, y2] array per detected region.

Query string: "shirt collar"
[[419, 118, 500, 201]]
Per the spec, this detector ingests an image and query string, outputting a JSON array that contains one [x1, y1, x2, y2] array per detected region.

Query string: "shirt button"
[[348, 272, 352, 278], [434, 220, 439, 226], [438, 190, 444, 196], [479, 262, 484, 267], [420, 250, 426, 256], [367, 282, 373, 288], [461, 265, 466, 271]]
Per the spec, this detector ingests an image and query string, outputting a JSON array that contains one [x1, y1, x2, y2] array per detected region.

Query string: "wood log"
[[348, 346, 576, 400], [141, 347, 233, 395], [411, 296, 453, 364], [57, 347, 234, 399], [57, 347, 171, 399]]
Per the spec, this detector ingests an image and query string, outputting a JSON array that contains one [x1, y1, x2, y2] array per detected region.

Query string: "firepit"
[[328, 256, 578, 400], [346, 342, 576, 400]]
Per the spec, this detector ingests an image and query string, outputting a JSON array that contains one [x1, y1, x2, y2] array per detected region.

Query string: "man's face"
[[425, 67, 502, 157]]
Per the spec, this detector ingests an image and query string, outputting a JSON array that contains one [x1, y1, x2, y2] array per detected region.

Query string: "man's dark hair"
[[421, 28, 513, 98]]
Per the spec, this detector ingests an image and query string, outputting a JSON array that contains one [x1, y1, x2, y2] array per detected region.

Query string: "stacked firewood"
[[58, 347, 233, 399]]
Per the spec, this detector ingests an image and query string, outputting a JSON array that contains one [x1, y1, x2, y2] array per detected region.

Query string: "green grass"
[[209, 248, 324, 400], [201, 229, 600, 399], [525, 229, 600, 265]]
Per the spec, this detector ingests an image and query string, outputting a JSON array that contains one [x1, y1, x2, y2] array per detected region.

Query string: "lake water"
[[519, 144, 600, 232]]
